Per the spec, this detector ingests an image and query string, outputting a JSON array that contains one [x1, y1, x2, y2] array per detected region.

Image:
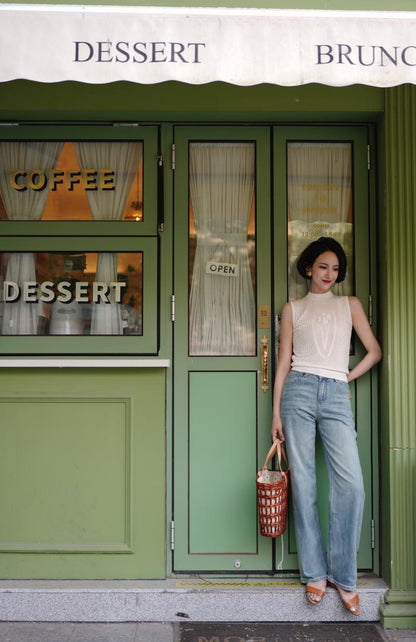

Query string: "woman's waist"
[[291, 365, 348, 383]]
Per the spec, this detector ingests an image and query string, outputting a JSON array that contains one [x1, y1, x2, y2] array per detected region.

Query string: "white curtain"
[[189, 142, 255, 355], [287, 143, 353, 300], [0, 141, 63, 334], [73, 142, 143, 334]]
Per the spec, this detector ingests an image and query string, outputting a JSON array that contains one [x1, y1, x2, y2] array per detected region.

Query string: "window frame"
[[0, 125, 159, 236], [0, 125, 160, 355]]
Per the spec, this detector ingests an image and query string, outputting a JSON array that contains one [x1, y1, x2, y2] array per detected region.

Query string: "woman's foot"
[[328, 582, 361, 615], [305, 580, 327, 605]]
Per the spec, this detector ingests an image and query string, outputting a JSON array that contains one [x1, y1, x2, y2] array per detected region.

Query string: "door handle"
[[260, 334, 269, 393]]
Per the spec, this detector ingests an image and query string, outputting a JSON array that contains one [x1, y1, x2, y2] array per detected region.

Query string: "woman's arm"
[[271, 302, 293, 441], [347, 296, 382, 383]]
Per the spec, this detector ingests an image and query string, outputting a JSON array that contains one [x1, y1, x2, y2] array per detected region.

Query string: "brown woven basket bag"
[[256, 439, 289, 538]]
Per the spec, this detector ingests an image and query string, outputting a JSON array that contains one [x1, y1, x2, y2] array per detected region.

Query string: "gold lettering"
[[82, 169, 98, 190], [66, 170, 82, 191], [302, 183, 340, 192], [10, 169, 115, 191], [100, 169, 115, 190], [10, 170, 26, 191], [50, 170, 65, 191], [27, 170, 47, 191]]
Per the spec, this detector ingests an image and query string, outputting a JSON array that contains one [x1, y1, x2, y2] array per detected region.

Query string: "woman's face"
[[308, 250, 339, 294]]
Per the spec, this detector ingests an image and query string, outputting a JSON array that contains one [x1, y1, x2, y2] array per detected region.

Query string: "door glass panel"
[[188, 142, 256, 356], [0, 251, 143, 336], [287, 142, 354, 300], [0, 141, 143, 222]]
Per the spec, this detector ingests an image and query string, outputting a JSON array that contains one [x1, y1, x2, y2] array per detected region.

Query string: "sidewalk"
[[0, 622, 415, 642]]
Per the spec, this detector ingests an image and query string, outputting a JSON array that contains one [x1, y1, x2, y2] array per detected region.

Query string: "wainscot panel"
[[0, 367, 166, 579]]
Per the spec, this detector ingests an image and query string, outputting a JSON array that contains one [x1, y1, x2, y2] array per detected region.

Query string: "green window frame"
[[0, 125, 159, 355]]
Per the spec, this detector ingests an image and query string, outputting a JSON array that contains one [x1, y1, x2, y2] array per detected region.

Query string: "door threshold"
[[0, 576, 387, 622]]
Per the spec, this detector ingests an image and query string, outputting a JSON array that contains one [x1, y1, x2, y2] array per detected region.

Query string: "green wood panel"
[[189, 371, 257, 554], [0, 368, 166, 578], [383, 86, 416, 595], [0, 82, 383, 123], [0, 397, 131, 551]]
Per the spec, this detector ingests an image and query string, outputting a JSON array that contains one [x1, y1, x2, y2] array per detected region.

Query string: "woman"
[[271, 237, 382, 616]]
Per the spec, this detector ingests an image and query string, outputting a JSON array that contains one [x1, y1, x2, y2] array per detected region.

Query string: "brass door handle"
[[260, 334, 269, 393]]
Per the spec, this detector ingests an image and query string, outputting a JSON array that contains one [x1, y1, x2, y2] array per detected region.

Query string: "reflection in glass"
[[188, 142, 256, 356], [0, 251, 143, 336], [0, 141, 143, 222], [287, 142, 354, 300]]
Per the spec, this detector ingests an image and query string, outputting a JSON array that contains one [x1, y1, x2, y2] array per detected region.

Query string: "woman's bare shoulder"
[[347, 296, 364, 311], [281, 301, 293, 318]]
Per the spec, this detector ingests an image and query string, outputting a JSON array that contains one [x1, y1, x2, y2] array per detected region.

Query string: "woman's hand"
[[271, 416, 285, 442]]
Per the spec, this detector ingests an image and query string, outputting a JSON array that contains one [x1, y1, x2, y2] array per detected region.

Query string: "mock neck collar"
[[306, 290, 335, 300]]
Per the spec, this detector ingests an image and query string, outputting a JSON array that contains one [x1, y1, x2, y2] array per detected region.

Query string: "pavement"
[[0, 622, 414, 642]]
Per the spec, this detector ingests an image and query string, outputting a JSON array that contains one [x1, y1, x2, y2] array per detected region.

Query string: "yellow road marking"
[[175, 580, 302, 588]]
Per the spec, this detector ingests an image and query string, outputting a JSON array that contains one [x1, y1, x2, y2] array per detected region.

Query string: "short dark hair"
[[296, 237, 347, 283]]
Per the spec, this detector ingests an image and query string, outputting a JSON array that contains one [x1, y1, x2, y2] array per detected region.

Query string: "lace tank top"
[[290, 290, 352, 382]]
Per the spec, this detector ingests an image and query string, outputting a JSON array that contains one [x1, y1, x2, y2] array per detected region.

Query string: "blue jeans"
[[281, 371, 365, 591]]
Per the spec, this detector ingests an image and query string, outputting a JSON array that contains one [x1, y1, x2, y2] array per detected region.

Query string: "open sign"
[[206, 261, 239, 277]]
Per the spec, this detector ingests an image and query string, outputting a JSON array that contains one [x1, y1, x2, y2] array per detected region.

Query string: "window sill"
[[0, 358, 170, 368]]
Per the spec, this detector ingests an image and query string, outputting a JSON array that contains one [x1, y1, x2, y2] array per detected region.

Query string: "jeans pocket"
[[284, 371, 301, 386]]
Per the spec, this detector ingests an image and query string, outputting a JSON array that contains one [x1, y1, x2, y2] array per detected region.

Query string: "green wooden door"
[[173, 126, 274, 572], [273, 126, 378, 573], [173, 125, 378, 574]]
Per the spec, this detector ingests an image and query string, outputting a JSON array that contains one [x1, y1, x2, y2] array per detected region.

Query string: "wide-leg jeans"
[[281, 371, 365, 591]]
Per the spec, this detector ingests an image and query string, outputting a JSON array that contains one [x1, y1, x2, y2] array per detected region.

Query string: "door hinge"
[[170, 521, 175, 551], [157, 154, 164, 232], [172, 144, 176, 170], [368, 294, 373, 327], [171, 295, 176, 322], [367, 144, 371, 171], [371, 519, 375, 549]]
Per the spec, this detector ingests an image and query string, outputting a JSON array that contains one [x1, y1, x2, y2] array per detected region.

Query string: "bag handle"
[[262, 439, 288, 472]]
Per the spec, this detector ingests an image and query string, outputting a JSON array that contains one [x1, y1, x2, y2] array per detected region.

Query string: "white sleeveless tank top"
[[290, 290, 352, 382]]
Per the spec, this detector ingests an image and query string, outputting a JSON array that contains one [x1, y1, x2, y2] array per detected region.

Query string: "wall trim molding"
[[379, 589, 416, 629]]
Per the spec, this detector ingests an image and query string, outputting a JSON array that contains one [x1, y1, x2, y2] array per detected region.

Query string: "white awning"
[[1, 4, 416, 88]]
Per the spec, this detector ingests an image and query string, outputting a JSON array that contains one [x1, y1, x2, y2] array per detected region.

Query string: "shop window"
[[287, 142, 354, 300], [1, 251, 143, 337], [0, 237, 157, 355], [188, 141, 256, 356], [0, 141, 144, 223], [0, 127, 159, 355]]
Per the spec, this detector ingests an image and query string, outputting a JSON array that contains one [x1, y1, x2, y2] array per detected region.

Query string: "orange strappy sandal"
[[328, 581, 361, 615], [305, 584, 326, 605], [340, 592, 361, 616]]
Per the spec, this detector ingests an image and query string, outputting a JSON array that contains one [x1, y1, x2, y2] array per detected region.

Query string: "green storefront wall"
[[378, 85, 416, 628], [0, 1, 415, 628]]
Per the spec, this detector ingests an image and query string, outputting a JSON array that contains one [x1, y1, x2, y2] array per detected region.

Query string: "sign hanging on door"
[[1, 5, 416, 88], [206, 261, 239, 277]]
